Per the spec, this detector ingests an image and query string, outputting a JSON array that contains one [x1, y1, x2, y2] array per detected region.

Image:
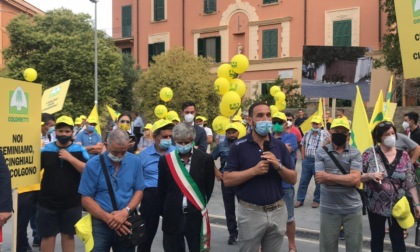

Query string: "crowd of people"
[[1, 102, 420, 252]]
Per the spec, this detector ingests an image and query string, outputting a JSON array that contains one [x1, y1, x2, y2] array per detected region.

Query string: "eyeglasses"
[[378, 121, 393, 127], [119, 120, 130, 124]]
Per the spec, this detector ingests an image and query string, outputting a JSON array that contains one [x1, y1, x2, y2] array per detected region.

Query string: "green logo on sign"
[[413, 0, 420, 17], [9, 87, 29, 115], [49, 86, 61, 97]]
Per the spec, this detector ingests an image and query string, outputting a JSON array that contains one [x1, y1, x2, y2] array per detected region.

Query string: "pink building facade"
[[112, 0, 391, 105]]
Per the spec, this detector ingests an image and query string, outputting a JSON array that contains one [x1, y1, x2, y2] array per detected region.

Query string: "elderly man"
[[138, 119, 175, 252], [158, 122, 215, 252], [224, 102, 297, 252], [295, 115, 330, 209], [79, 129, 145, 251], [38, 116, 89, 252], [0, 150, 12, 228], [75, 116, 103, 158], [315, 118, 363, 252]]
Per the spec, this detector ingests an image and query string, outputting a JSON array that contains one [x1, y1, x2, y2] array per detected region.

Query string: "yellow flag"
[[369, 90, 384, 132], [383, 75, 393, 120], [89, 105, 101, 136], [299, 111, 317, 135], [350, 86, 373, 154], [317, 98, 323, 118], [106, 106, 120, 121]]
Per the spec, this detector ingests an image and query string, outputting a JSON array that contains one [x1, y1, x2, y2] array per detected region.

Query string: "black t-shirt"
[[410, 126, 420, 145], [295, 116, 307, 127]]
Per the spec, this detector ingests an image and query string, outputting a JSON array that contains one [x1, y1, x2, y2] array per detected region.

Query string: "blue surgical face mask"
[[159, 139, 172, 150], [87, 125, 95, 132], [47, 126, 55, 134], [176, 142, 193, 154], [312, 127, 320, 132], [108, 152, 124, 163], [254, 121, 272, 136]]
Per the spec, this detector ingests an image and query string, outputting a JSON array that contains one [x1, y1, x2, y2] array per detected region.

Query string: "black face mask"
[[331, 133, 347, 146], [227, 138, 237, 144], [56, 135, 72, 145]]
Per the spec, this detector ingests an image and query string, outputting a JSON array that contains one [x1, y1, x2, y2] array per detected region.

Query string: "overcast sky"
[[25, 0, 113, 35]]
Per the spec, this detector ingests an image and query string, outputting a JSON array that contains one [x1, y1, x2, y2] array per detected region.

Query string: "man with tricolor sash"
[[223, 102, 297, 252], [158, 122, 215, 252]]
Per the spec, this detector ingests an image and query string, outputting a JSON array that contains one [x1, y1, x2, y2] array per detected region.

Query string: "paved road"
[[301, 77, 371, 101]]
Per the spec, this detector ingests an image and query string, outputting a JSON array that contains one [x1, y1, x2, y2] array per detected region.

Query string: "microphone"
[[263, 140, 270, 153]]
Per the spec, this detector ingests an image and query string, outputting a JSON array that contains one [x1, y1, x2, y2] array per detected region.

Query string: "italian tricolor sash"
[[165, 151, 210, 251]]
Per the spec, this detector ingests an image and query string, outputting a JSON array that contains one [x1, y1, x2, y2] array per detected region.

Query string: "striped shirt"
[[302, 129, 330, 158]]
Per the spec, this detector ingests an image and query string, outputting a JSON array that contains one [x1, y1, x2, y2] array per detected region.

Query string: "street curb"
[[209, 215, 420, 251]]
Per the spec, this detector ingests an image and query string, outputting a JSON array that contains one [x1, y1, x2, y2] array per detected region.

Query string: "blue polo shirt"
[[78, 152, 145, 213], [212, 138, 232, 171], [138, 144, 175, 188], [275, 133, 298, 189], [75, 130, 102, 158], [225, 134, 295, 205]]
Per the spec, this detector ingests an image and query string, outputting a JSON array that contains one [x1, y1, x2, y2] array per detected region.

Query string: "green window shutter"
[[263, 0, 278, 4], [154, 0, 164, 21], [263, 29, 278, 58], [197, 38, 205, 57], [148, 44, 154, 65], [122, 5, 132, 37], [204, 0, 216, 13], [261, 83, 268, 95], [156, 42, 165, 55], [215, 36, 221, 63], [333, 20, 352, 46]]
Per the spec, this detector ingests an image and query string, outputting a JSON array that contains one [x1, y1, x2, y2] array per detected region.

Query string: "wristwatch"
[[125, 206, 131, 213]]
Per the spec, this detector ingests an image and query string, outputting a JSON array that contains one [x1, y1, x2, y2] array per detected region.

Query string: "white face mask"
[[383, 135, 396, 147], [287, 121, 292, 127], [402, 121, 410, 130], [184, 114, 194, 123]]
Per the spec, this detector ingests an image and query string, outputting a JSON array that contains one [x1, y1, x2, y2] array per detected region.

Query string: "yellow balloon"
[[212, 115, 230, 134], [231, 54, 249, 74], [270, 105, 279, 115], [270, 86, 281, 97], [230, 79, 247, 98], [217, 64, 236, 81], [23, 68, 37, 82], [233, 122, 247, 138], [159, 87, 173, 102], [214, 77, 230, 95], [166, 110, 178, 121], [273, 91, 286, 103], [276, 100, 287, 111], [154, 105, 168, 119], [219, 91, 241, 117]]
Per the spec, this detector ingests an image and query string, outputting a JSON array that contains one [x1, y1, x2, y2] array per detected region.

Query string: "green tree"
[[118, 53, 141, 111], [3, 9, 124, 117], [134, 48, 220, 122]]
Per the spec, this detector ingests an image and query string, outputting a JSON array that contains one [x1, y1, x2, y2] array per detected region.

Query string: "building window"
[[204, 0, 216, 14], [148, 42, 165, 64], [154, 0, 165, 21], [261, 83, 269, 96], [263, 0, 278, 4], [333, 20, 352, 46], [197, 37, 221, 63], [122, 5, 132, 37], [122, 48, 132, 54], [262, 29, 278, 59]]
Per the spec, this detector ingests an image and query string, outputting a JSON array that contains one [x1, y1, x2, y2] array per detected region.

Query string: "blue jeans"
[[92, 217, 135, 252], [296, 157, 320, 203]]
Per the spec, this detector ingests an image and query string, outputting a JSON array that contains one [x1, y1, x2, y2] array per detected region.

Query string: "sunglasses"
[[378, 121, 393, 127], [287, 119, 293, 122], [119, 120, 130, 124]]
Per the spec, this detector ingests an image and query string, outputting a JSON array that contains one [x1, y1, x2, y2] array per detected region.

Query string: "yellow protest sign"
[[394, 0, 420, 79], [0, 78, 41, 189], [41, 80, 70, 114]]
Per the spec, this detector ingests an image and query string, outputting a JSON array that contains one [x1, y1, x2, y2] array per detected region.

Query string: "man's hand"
[[128, 139, 135, 148], [215, 168, 223, 181], [285, 144, 293, 154], [253, 160, 269, 176], [369, 172, 385, 183], [0, 212, 12, 226], [315, 171, 331, 185], [59, 149, 73, 161], [116, 221, 132, 236], [415, 206, 420, 219], [261, 151, 281, 171], [106, 210, 129, 230]]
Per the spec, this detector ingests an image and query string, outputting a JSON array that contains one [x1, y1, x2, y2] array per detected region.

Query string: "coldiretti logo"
[[49, 86, 61, 97], [9, 87, 29, 115], [413, 0, 420, 17]]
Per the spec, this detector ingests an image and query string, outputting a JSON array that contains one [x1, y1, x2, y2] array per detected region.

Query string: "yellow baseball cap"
[[75, 213, 94, 252], [392, 196, 415, 229], [80, 115, 87, 120], [225, 123, 239, 132], [75, 117, 82, 125], [56, 116, 74, 127], [311, 115, 323, 124], [195, 116, 207, 122], [172, 117, 181, 123], [152, 119, 174, 133], [144, 123, 153, 130], [331, 118, 350, 130], [273, 112, 287, 121], [87, 116, 97, 124]]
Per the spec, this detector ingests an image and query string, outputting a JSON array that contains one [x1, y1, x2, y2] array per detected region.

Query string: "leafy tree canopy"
[[134, 48, 220, 123], [3, 9, 125, 117]]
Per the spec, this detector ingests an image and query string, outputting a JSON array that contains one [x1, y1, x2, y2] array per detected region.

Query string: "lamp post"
[[90, 0, 98, 105]]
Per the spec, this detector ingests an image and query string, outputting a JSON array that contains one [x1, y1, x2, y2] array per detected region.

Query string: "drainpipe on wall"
[[136, 0, 140, 66], [182, 0, 185, 49], [378, 0, 382, 45], [304, 0, 307, 46]]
